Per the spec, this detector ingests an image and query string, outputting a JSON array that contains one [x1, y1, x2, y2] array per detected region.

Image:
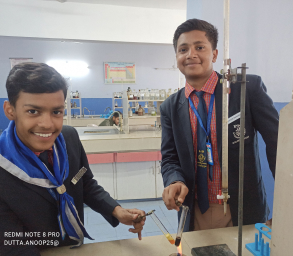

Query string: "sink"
[[73, 115, 101, 119], [75, 126, 124, 135], [84, 130, 110, 134], [81, 115, 102, 119]]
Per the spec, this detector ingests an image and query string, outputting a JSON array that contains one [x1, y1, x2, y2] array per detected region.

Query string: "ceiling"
[[46, 0, 186, 10]]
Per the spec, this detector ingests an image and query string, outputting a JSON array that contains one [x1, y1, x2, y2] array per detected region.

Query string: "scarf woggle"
[[0, 121, 93, 247]]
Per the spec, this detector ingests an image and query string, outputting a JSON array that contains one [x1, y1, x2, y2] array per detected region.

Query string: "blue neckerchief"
[[0, 121, 93, 247]]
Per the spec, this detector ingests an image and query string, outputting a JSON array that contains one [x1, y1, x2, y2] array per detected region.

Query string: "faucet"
[[104, 107, 111, 113], [83, 107, 90, 117]]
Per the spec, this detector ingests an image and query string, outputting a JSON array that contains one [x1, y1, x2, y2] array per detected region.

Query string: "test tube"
[[175, 205, 189, 247], [150, 212, 175, 245]]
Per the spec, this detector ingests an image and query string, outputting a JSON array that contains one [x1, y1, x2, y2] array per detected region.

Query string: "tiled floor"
[[84, 199, 178, 244]]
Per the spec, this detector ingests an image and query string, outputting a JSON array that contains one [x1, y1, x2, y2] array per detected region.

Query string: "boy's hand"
[[112, 206, 146, 240], [265, 218, 272, 226], [162, 182, 189, 211]]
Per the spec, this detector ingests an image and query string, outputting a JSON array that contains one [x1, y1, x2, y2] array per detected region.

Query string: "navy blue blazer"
[[0, 126, 120, 255], [160, 72, 278, 230]]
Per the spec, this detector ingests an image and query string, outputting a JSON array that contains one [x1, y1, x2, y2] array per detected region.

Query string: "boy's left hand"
[[112, 206, 146, 240], [265, 218, 272, 226]]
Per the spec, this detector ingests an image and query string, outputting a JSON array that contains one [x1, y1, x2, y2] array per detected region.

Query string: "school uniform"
[[160, 72, 278, 230], [0, 125, 119, 255]]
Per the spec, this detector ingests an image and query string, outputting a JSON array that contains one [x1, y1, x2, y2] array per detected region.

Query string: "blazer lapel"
[[21, 180, 57, 206], [177, 89, 195, 168], [215, 77, 223, 168]]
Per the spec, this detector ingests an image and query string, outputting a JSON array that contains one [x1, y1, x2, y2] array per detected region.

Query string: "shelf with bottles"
[[70, 90, 81, 99], [65, 105, 81, 109], [114, 98, 123, 108], [113, 92, 123, 99], [127, 101, 160, 119], [122, 89, 178, 133], [113, 104, 123, 110], [126, 87, 178, 101], [70, 99, 81, 110], [65, 90, 82, 117], [113, 92, 124, 111]]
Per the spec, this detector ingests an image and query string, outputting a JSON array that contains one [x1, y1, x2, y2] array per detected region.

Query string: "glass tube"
[[150, 212, 175, 245], [175, 205, 189, 247]]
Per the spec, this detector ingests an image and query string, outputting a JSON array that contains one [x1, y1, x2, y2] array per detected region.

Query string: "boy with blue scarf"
[[0, 62, 145, 255]]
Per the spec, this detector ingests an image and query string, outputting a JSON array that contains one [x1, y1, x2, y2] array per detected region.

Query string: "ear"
[[3, 101, 16, 120], [212, 49, 218, 63]]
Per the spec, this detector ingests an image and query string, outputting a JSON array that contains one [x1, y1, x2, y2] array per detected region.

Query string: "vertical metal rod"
[[222, 0, 230, 214], [224, 0, 230, 60], [238, 63, 247, 256]]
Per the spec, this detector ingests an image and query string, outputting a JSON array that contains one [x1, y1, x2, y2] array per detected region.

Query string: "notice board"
[[104, 62, 136, 84]]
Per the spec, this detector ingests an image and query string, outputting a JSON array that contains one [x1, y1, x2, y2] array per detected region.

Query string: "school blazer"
[[160, 72, 279, 230], [0, 125, 119, 255]]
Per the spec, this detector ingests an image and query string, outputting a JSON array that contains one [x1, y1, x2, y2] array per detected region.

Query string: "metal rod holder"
[[238, 63, 248, 256]]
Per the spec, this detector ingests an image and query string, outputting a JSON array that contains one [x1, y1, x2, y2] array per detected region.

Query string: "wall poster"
[[104, 62, 136, 84]]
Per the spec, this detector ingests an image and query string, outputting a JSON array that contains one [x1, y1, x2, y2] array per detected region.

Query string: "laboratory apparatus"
[[215, 1, 248, 255], [175, 205, 189, 247], [133, 209, 155, 223], [150, 212, 175, 245]]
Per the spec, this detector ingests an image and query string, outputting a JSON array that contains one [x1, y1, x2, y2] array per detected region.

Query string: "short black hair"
[[6, 62, 68, 107], [173, 18, 218, 51], [113, 112, 119, 118]]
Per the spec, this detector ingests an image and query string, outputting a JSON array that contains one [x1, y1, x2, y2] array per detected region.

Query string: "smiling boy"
[[0, 63, 145, 255], [160, 19, 278, 231]]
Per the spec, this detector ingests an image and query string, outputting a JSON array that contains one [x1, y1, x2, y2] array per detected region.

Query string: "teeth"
[[34, 133, 52, 138]]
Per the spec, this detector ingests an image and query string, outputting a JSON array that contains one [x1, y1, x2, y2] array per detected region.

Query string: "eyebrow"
[[178, 41, 207, 48], [23, 104, 65, 110]]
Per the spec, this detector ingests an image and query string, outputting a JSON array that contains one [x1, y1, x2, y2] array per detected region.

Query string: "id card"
[[206, 142, 214, 165]]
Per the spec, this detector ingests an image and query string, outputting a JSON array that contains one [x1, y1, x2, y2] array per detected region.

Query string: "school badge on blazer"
[[198, 150, 207, 168], [71, 167, 87, 185], [232, 124, 249, 144]]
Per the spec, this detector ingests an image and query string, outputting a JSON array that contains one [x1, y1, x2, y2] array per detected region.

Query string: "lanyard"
[[188, 92, 215, 141]]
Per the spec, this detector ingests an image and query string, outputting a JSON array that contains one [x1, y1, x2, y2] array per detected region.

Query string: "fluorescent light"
[[47, 60, 89, 77]]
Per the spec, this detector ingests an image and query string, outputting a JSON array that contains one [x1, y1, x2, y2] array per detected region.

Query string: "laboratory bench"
[[41, 224, 267, 256], [63, 117, 105, 127], [80, 129, 161, 154], [78, 128, 163, 200]]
